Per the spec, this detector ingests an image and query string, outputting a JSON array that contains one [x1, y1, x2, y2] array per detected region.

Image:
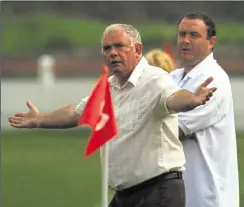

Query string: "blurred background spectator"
[[145, 49, 176, 73]]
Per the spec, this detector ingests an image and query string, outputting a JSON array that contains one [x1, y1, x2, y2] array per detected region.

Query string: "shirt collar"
[[185, 52, 216, 79], [127, 56, 147, 86], [110, 56, 148, 88]]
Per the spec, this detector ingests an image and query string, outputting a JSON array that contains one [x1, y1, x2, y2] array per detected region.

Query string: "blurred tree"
[[2, 1, 244, 23]]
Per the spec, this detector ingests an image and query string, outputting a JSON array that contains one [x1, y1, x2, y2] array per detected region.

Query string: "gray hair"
[[101, 24, 142, 46]]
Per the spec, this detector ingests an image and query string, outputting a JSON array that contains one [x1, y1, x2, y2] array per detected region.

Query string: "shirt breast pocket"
[[116, 101, 148, 132]]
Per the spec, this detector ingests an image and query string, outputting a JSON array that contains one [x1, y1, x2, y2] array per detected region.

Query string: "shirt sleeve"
[[75, 76, 115, 116], [178, 80, 228, 136], [155, 73, 181, 117], [75, 96, 89, 115]]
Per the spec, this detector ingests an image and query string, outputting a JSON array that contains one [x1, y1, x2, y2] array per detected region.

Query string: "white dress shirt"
[[76, 57, 185, 190], [171, 53, 239, 207]]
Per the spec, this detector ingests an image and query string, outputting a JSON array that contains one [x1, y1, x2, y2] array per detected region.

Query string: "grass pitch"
[[2, 129, 244, 207]]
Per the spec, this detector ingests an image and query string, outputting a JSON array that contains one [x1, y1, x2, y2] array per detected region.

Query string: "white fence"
[[1, 55, 244, 132]]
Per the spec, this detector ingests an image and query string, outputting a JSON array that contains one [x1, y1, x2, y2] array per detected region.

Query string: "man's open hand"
[[192, 77, 217, 107], [8, 100, 40, 128]]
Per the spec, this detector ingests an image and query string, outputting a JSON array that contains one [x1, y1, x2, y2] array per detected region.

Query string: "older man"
[[9, 23, 216, 207], [171, 12, 239, 207]]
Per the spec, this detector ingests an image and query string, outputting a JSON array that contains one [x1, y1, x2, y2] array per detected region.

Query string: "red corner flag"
[[77, 65, 118, 157]]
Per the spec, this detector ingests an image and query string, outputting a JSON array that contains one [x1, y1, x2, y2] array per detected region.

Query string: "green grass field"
[[2, 129, 244, 207]]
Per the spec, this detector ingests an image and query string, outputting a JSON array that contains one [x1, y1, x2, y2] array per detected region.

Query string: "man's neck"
[[118, 76, 130, 87], [183, 53, 212, 74], [117, 56, 142, 87], [114, 70, 132, 87], [184, 66, 194, 74], [183, 60, 200, 74]]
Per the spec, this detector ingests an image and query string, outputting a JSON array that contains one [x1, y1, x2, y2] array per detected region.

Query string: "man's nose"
[[183, 35, 191, 44], [111, 46, 118, 54], [110, 46, 118, 57]]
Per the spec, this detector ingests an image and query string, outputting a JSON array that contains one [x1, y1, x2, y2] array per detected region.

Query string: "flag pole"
[[101, 142, 109, 207]]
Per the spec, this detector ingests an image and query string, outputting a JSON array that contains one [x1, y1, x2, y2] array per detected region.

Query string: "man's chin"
[[108, 69, 120, 77], [181, 53, 193, 59], [110, 66, 123, 73], [181, 56, 195, 64]]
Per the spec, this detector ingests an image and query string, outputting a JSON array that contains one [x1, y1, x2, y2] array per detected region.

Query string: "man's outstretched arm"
[[166, 77, 216, 113], [8, 101, 80, 129]]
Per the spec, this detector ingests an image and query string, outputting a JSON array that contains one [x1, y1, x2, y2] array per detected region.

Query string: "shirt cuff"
[[164, 88, 181, 115], [179, 120, 192, 136], [75, 101, 86, 115]]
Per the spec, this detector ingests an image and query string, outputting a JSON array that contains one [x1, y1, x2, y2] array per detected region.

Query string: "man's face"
[[102, 29, 142, 80], [177, 18, 216, 67]]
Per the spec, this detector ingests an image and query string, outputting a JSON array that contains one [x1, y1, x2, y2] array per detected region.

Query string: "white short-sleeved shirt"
[[171, 53, 239, 207], [76, 57, 185, 190]]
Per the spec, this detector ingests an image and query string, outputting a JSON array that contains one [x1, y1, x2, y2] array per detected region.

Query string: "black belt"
[[116, 171, 183, 195]]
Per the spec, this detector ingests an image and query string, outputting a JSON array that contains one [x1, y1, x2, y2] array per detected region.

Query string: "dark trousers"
[[109, 172, 185, 207]]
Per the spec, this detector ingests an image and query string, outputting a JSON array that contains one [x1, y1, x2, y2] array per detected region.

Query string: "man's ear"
[[135, 43, 143, 57], [209, 36, 216, 50]]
